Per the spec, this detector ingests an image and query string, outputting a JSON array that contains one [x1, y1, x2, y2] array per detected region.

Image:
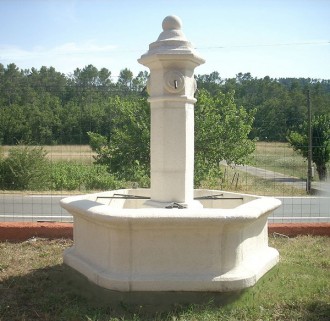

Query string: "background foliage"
[[288, 114, 330, 180], [1, 64, 329, 145], [0, 144, 123, 191], [0, 63, 329, 187]]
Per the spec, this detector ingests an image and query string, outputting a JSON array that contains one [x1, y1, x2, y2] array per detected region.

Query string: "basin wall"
[[61, 189, 280, 291]]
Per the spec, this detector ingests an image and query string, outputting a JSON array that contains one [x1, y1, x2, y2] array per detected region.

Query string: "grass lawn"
[[0, 236, 329, 321]]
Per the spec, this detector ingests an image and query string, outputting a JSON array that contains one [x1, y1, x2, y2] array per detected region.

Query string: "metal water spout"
[[138, 15, 205, 207]]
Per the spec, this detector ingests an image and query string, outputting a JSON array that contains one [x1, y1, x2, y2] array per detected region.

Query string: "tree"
[[28, 66, 67, 100], [194, 89, 255, 184], [132, 71, 149, 92], [288, 114, 330, 181], [1, 62, 329, 148], [73, 64, 99, 87], [88, 96, 150, 186], [89, 89, 255, 187], [117, 68, 133, 90], [0, 63, 24, 106], [97, 67, 112, 87], [196, 71, 223, 95]]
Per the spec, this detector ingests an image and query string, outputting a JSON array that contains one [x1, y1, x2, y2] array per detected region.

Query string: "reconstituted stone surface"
[[1, 222, 329, 242]]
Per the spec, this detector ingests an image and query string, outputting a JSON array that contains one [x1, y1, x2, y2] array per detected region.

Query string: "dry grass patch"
[[200, 164, 306, 196], [253, 142, 308, 179], [2, 145, 95, 164]]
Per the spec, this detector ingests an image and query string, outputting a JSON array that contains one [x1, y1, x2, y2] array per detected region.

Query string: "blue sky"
[[0, 0, 329, 80]]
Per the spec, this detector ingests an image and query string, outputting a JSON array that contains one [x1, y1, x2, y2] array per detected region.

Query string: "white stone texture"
[[61, 189, 280, 292], [138, 15, 204, 206]]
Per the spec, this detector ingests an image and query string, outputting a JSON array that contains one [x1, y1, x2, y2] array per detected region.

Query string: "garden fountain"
[[61, 15, 281, 293]]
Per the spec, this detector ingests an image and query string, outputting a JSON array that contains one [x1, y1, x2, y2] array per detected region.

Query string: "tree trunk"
[[316, 163, 328, 181]]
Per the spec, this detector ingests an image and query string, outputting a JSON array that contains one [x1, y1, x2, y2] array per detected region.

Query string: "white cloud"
[[0, 45, 34, 61], [52, 42, 117, 55], [0, 42, 118, 74]]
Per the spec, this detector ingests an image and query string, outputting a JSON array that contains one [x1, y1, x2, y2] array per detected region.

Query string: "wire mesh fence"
[[0, 142, 329, 223], [0, 68, 329, 223]]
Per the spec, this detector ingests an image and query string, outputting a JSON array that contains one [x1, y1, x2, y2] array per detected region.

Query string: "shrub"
[[0, 145, 50, 190], [50, 161, 84, 190], [0, 146, 3, 186], [83, 164, 123, 190], [50, 161, 123, 191]]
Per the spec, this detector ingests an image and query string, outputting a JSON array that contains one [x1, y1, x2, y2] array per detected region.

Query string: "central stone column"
[[138, 15, 205, 207]]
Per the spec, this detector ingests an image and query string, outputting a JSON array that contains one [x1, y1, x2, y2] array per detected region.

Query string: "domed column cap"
[[138, 15, 205, 67], [157, 15, 187, 42]]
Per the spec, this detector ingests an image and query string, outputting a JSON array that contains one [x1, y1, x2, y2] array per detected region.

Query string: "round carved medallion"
[[164, 71, 185, 93]]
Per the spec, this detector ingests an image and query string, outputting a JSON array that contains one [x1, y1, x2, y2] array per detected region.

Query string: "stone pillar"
[[138, 15, 205, 207]]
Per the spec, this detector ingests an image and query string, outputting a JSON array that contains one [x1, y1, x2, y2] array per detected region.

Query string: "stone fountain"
[[61, 15, 281, 293]]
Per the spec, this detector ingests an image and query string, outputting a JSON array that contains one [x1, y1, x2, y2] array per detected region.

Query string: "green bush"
[[0, 145, 50, 190], [50, 161, 123, 191], [83, 164, 124, 190], [50, 161, 83, 190], [0, 146, 124, 191], [0, 146, 3, 186]]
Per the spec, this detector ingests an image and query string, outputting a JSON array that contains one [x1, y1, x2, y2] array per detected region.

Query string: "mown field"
[[1, 141, 307, 173], [2, 141, 303, 163], [1, 144, 95, 164], [252, 141, 307, 179]]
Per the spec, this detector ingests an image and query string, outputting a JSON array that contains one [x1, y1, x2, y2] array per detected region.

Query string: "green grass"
[[252, 142, 308, 179], [1, 236, 329, 321]]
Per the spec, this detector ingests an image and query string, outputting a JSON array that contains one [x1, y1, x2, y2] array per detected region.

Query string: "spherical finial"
[[162, 15, 182, 31]]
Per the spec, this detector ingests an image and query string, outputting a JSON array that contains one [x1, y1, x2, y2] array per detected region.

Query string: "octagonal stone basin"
[[60, 188, 281, 292]]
